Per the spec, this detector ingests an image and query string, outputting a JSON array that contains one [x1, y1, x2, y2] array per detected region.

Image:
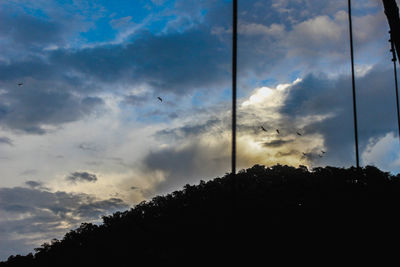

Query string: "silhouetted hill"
[[2, 164, 400, 265]]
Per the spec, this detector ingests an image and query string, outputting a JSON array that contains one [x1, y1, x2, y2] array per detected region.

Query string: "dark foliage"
[[2, 164, 400, 265]]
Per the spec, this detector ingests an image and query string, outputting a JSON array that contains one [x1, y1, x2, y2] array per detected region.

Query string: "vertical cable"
[[390, 34, 400, 142], [232, 0, 237, 175], [348, 0, 360, 169]]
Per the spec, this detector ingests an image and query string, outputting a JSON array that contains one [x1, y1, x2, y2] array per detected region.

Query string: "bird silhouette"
[[157, 97, 163, 102], [296, 132, 302, 136], [321, 150, 326, 154], [260, 126, 267, 132], [276, 129, 280, 134], [18, 82, 23, 87]]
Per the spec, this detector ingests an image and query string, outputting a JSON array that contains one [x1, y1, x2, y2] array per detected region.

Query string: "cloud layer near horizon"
[[0, 185, 128, 259]]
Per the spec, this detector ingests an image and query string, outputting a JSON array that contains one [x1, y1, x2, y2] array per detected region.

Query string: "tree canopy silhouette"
[[1, 164, 400, 265]]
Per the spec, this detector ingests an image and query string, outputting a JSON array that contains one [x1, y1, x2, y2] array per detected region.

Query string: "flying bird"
[[296, 132, 302, 136], [260, 126, 267, 132], [321, 150, 326, 154], [276, 129, 280, 134], [157, 97, 163, 102], [17, 82, 23, 87]]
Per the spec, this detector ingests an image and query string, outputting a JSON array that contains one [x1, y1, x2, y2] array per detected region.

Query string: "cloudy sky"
[[1, 0, 400, 259]]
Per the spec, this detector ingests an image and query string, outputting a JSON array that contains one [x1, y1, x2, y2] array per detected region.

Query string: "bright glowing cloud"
[[241, 78, 302, 108]]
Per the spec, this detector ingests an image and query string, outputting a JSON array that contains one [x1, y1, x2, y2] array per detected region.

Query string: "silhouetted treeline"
[[2, 164, 400, 265]]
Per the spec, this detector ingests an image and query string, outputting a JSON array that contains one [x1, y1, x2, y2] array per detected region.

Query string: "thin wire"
[[232, 0, 237, 175], [348, 0, 360, 169], [390, 35, 400, 142]]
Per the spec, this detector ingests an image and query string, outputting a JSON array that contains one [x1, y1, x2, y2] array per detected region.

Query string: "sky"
[[1, 0, 400, 259]]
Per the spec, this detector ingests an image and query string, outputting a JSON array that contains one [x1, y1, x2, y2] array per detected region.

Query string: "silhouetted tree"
[[1, 164, 400, 266]]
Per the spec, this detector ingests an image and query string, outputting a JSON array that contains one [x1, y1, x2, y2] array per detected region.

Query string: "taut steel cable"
[[348, 0, 360, 168], [232, 0, 237, 175]]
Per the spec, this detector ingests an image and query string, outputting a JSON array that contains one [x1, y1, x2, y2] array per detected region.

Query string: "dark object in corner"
[[383, 0, 400, 57]]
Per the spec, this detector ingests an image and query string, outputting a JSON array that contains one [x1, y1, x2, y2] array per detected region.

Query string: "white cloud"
[[0, 94, 163, 203], [362, 132, 400, 173], [294, 15, 343, 42], [242, 78, 302, 108], [286, 12, 347, 59], [239, 22, 285, 37]]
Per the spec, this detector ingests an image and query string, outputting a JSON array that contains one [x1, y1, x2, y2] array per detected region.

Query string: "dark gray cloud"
[[155, 119, 221, 140], [0, 86, 104, 134], [143, 140, 230, 195], [0, 2, 95, 59], [0, 136, 13, 146], [0, 186, 129, 260], [51, 28, 230, 92], [0, 6, 103, 134], [280, 66, 399, 166], [25, 180, 43, 189], [75, 198, 126, 218], [144, 147, 200, 182], [263, 139, 295, 148], [24, 180, 50, 191], [0, 12, 64, 48], [66, 172, 98, 183]]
